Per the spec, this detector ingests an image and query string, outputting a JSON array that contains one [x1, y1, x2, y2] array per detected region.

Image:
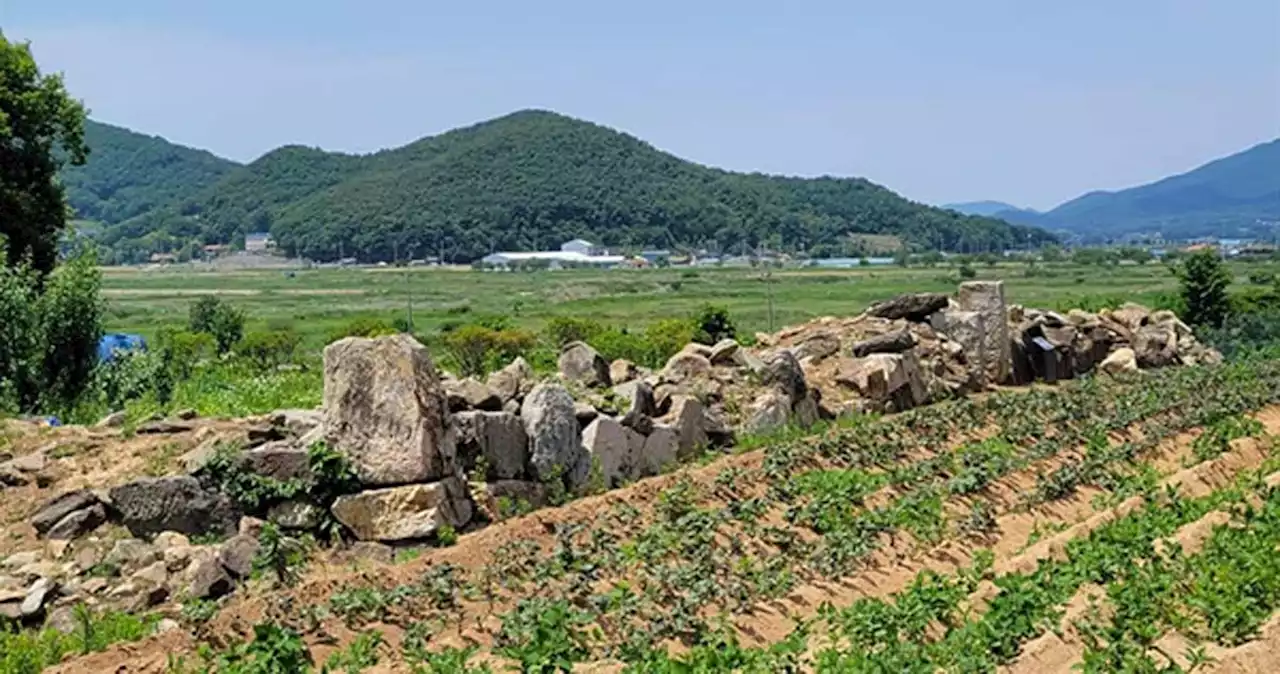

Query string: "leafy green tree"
[[1176, 249, 1233, 327], [0, 33, 89, 274]]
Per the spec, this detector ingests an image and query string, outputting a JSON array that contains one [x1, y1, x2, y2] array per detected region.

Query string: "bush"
[[642, 318, 697, 367], [189, 296, 245, 354], [155, 329, 215, 379], [0, 250, 103, 413], [692, 305, 736, 345], [326, 317, 397, 344], [237, 329, 303, 371], [440, 324, 537, 377], [1175, 249, 1233, 328], [958, 264, 977, 279], [544, 316, 604, 347]]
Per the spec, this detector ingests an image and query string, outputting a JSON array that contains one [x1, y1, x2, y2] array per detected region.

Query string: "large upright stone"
[[581, 416, 636, 488], [323, 334, 455, 486], [330, 478, 472, 543], [454, 411, 529, 480], [663, 396, 708, 459], [109, 476, 240, 539], [957, 281, 1012, 385], [762, 350, 807, 401], [521, 384, 588, 488], [558, 342, 611, 388]]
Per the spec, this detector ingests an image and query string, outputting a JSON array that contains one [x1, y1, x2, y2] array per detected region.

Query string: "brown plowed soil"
[[21, 404, 1280, 673]]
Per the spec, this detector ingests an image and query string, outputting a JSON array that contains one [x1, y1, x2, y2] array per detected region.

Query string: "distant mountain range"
[[950, 139, 1280, 241], [60, 112, 1052, 263]]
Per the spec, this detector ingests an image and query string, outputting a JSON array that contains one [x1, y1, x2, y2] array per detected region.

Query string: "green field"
[[101, 260, 1257, 352]]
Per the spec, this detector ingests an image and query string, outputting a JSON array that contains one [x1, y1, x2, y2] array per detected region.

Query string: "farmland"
[[100, 261, 1218, 350]]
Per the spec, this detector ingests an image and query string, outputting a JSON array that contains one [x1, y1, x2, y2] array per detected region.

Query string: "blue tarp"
[[98, 333, 147, 362]]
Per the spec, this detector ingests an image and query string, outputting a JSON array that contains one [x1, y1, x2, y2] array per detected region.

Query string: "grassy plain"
[[99, 260, 1253, 353]]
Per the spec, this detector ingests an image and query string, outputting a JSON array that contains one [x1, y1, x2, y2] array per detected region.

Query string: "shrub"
[[188, 296, 245, 354], [590, 328, 653, 366], [642, 318, 697, 367], [237, 329, 302, 371], [1175, 249, 1233, 328], [442, 324, 498, 377], [326, 317, 397, 344], [692, 305, 736, 345], [154, 329, 215, 379], [958, 264, 977, 279], [544, 316, 604, 347]]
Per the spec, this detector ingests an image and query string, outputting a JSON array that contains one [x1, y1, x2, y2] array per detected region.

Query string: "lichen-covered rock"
[[323, 334, 456, 486], [109, 476, 240, 539], [558, 341, 612, 388], [454, 411, 528, 480], [745, 391, 791, 433], [330, 478, 473, 543], [520, 384, 588, 488], [761, 350, 807, 401]]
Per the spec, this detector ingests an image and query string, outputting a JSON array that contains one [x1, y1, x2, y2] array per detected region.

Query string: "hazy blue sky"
[[6, 0, 1279, 209]]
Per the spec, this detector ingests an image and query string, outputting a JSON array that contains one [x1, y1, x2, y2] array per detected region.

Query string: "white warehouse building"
[[480, 239, 624, 269]]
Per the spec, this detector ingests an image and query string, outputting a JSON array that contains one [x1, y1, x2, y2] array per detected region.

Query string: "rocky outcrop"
[[109, 476, 240, 539], [331, 477, 473, 542], [323, 334, 456, 486], [559, 342, 611, 388]]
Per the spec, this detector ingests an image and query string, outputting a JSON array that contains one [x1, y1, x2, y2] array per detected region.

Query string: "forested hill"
[[87, 110, 1055, 262], [61, 121, 240, 226]]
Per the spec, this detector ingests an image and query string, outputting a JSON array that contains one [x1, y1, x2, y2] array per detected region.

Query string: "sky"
[[5, 0, 1279, 210]]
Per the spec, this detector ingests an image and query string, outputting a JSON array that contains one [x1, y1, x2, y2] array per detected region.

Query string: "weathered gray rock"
[[573, 402, 599, 427], [613, 381, 658, 418], [31, 490, 99, 535], [187, 557, 235, 599], [486, 356, 533, 403], [837, 353, 928, 410], [270, 409, 323, 436], [867, 292, 950, 322], [849, 329, 916, 358], [344, 541, 394, 564], [708, 339, 741, 366], [45, 504, 106, 540], [661, 351, 713, 383], [323, 334, 456, 486], [135, 421, 193, 435], [520, 384, 588, 487], [793, 331, 841, 362], [1134, 323, 1179, 368], [130, 560, 170, 587], [637, 425, 679, 477], [3, 551, 42, 569], [958, 281, 1012, 385], [21, 578, 54, 617], [793, 390, 823, 428], [331, 477, 472, 543], [762, 350, 807, 401], [664, 396, 708, 459], [581, 417, 637, 488], [106, 538, 161, 572], [218, 535, 260, 579], [263, 498, 322, 529], [1107, 303, 1152, 331], [746, 391, 792, 433], [3, 451, 46, 474], [445, 378, 503, 412], [241, 443, 313, 483], [109, 476, 240, 539], [558, 341, 612, 388], [453, 411, 528, 480], [609, 359, 639, 385]]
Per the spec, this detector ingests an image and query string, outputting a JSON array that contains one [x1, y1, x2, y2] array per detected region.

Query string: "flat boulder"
[[330, 478, 472, 543], [241, 443, 313, 483], [31, 490, 99, 536], [849, 329, 917, 358], [520, 384, 588, 488], [793, 331, 841, 362], [454, 411, 528, 480], [867, 293, 950, 322], [558, 341, 611, 388], [45, 504, 107, 540], [708, 340, 740, 366], [109, 476, 240, 539], [323, 334, 456, 486]]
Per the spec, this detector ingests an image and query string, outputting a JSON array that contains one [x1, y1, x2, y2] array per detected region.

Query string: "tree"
[[1176, 249, 1232, 328], [189, 296, 246, 354], [0, 33, 89, 274]]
